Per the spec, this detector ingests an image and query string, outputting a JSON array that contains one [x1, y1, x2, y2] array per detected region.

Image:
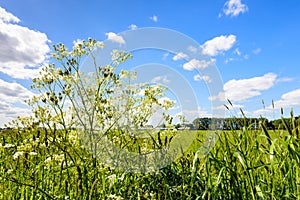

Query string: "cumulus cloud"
[[150, 15, 158, 22], [210, 73, 277, 102], [0, 79, 34, 127], [73, 39, 84, 46], [0, 7, 20, 23], [276, 77, 294, 83], [253, 88, 300, 116], [194, 74, 212, 83], [222, 0, 248, 17], [151, 75, 170, 84], [128, 24, 138, 30], [176, 107, 211, 122], [0, 105, 32, 127], [214, 103, 244, 111], [183, 59, 215, 71], [0, 6, 50, 79], [201, 35, 236, 56], [187, 45, 198, 53], [268, 89, 300, 110], [105, 32, 126, 44], [0, 79, 34, 103], [158, 97, 176, 105], [172, 52, 188, 61]]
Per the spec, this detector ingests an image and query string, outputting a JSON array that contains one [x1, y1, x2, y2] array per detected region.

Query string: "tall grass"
[[0, 114, 299, 199]]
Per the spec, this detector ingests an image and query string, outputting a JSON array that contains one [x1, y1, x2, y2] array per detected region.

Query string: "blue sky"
[[0, 0, 300, 127]]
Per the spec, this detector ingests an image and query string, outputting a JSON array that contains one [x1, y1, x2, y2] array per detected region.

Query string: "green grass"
[[0, 121, 299, 199]]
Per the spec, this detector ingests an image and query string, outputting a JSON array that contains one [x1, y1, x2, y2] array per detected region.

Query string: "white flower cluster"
[[107, 194, 124, 200], [13, 151, 38, 159], [3, 143, 15, 148], [44, 154, 64, 164], [13, 151, 23, 159]]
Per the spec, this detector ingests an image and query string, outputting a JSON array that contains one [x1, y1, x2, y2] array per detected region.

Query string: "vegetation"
[[192, 116, 300, 130], [0, 39, 299, 199], [1, 119, 299, 199]]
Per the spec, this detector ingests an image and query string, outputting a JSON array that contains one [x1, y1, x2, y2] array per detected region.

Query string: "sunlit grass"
[[1, 116, 299, 199]]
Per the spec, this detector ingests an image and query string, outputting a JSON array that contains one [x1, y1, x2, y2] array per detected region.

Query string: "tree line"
[[187, 116, 300, 130]]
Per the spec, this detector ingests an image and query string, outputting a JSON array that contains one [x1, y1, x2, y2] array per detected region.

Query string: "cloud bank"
[[0, 7, 50, 79]]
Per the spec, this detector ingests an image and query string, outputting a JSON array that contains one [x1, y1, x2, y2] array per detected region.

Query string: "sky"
[[0, 0, 300, 127]]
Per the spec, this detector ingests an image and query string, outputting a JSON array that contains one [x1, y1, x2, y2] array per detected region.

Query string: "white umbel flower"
[[13, 151, 24, 159]]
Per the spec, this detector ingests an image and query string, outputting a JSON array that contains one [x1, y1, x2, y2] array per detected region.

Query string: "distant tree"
[[193, 117, 210, 130]]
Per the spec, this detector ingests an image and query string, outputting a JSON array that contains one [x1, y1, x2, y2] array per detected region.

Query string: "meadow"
[[0, 39, 299, 199], [0, 119, 299, 199]]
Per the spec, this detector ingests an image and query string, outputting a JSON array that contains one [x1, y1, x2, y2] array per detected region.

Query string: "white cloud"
[[172, 52, 189, 61], [158, 97, 176, 105], [0, 7, 50, 79], [225, 58, 235, 64], [187, 45, 198, 53], [276, 77, 294, 83], [105, 32, 126, 44], [0, 105, 32, 127], [269, 89, 300, 109], [253, 48, 261, 55], [150, 15, 158, 22], [0, 7, 20, 23], [73, 39, 84, 47], [194, 74, 212, 83], [214, 103, 244, 111], [201, 35, 236, 56], [234, 48, 241, 56], [210, 73, 277, 102], [128, 24, 137, 30], [151, 75, 170, 84], [162, 52, 169, 60], [169, 105, 180, 111], [176, 107, 211, 122], [253, 88, 300, 117], [0, 79, 34, 103], [222, 0, 248, 17], [0, 79, 34, 127], [183, 59, 215, 71]]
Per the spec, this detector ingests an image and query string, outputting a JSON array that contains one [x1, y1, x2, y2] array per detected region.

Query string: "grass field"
[[1, 119, 299, 199]]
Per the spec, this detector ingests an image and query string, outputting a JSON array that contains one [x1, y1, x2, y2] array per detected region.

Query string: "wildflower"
[[44, 157, 52, 163], [40, 143, 46, 147], [4, 144, 15, 148], [17, 143, 31, 151], [106, 174, 116, 182], [53, 154, 64, 162], [169, 186, 178, 193], [107, 194, 124, 200], [13, 151, 24, 159], [118, 173, 125, 181], [29, 152, 38, 156], [106, 174, 116, 189], [149, 192, 155, 198]]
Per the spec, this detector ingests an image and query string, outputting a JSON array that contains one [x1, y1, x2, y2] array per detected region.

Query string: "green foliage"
[[192, 117, 272, 130], [1, 118, 300, 199], [0, 39, 300, 199]]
